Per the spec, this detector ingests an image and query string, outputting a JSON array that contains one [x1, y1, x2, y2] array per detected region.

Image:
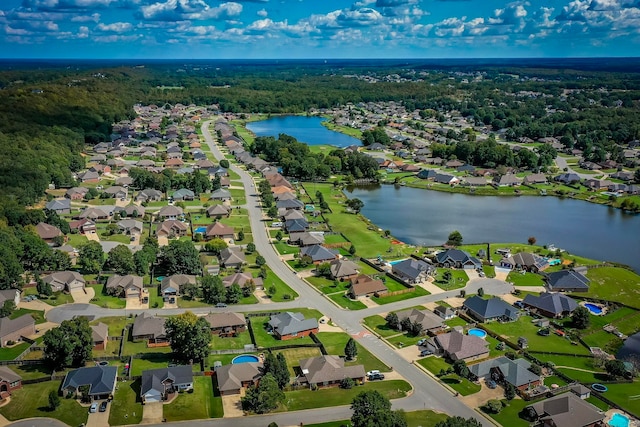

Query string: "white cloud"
[[139, 0, 242, 21], [257, 8, 267, 17], [96, 21, 132, 32]]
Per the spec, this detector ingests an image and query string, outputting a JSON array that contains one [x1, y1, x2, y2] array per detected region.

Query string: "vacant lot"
[[583, 267, 640, 308], [164, 376, 222, 421]]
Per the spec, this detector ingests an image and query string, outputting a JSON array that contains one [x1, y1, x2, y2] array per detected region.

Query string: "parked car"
[[420, 349, 433, 357], [366, 370, 380, 377], [99, 401, 108, 412], [368, 373, 385, 381], [215, 303, 227, 308], [486, 380, 497, 389], [89, 403, 98, 413], [417, 339, 427, 346]]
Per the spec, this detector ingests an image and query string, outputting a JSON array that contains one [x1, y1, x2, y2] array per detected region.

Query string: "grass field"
[[109, 380, 143, 426], [582, 267, 640, 308], [0, 342, 30, 361], [210, 331, 253, 350], [10, 308, 46, 324], [316, 332, 389, 373], [362, 314, 399, 338], [164, 376, 222, 421], [433, 268, 468, 290], [90, 284, 127, 308], [600, 381, 640, 417], [372, 286, 429, 304], [306, 409, 449, 427], [440, 374, 481, 396], [506, 271, 545, 287], [0, 381, 88, 426], [486, 398, 531, 427], [328, 292, 368, 310]]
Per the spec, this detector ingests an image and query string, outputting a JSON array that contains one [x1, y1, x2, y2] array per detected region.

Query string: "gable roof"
[[268, 312, 318, 336], [42, 271, 85, 290], [45, 198, 71, 211], [221, 272, 262, 288], [160, 274, 197, 293], [545, 270, 590, 291], [210, 189, 231, 200], [522, 292, 578, 316], [220, 247, 245, 266], [132, 312, 166, 339], [348, 274, 387, 296], [529, 392, 605, 427], [396, 308, 444, 331], [157, 205, 184, 218], [299, 355, 365, 385], [106, 275, 143, 292], [463, 296, 520, 321], [501, 252, 549, 271], [392, 258, 434, 280], [470, 356, 539, 387], [435, 249, 482, 268], [0, 315, 35, 339], [91, 322, 108, 343], [203, 312, 246, 329], [61, 366, 117, 395], [329, 258, 359, 278], [300, 245, 338, 263], [206, 222, 234, 238], [141, 366, 193, 397], [0, 366, 22, 384], [35, 222, 62, 240]]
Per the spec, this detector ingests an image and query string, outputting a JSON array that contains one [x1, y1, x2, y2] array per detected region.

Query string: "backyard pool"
[[388, 259, 408, 266], [468, 328, 487, 339], [585, 303, 604, 315], [609, 413, 630, 427], [232, 354, 260, 364], [194, 226, 207, 234]]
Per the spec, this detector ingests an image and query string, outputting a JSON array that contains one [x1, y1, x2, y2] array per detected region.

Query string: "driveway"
[[18, 299, 54, 312], [86, 401, 111, 427], [71, 287, 95, 304], [86, 231, 101, 242], [493, 267, 511, 281], [221, 394, 244, 418], [465, 269, 480, 280], [126, 296, 149, 310], [157, 236, 169, 246], [459, 380, 510, 409], [254, 288, 273, 303], [141, 402, 163, 424]]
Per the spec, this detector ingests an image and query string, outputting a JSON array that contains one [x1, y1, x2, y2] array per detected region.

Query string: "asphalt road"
[[44, 120, 498, 427]]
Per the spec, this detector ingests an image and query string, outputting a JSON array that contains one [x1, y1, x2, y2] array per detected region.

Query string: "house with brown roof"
[[205, 222, 235, 240], [347, 275, 388, 298], [165, 158, 184, 168], [91, 323, 108, 351], [523, 173, 548, 184], [0, 315, 35, 347], [396, 308, 445, 335], [206, 204, 230, 218], [78, 206, 113, 221], [69, 218, 96, 234], [425, 329, 489, 362], [157, 205, 184, 220], [214, 362, 263, 395], [42, 271, 85, 292], [35, 222, 63, 245], [0, 366, 22, 397], [298, 355, 366, 389], [106, 275, 144, 299], [203, 312, 246, 337], [132, 312, 167, 344], [219, 248, 245, 269], [499, 252, 549, 273], [65, 187, 89, 200], [157, 220, 188, 238], [160, 274, 197, 297], [526, 392, 605, 427], [329, 258, 359, 281], [221, 272, 262, 289]]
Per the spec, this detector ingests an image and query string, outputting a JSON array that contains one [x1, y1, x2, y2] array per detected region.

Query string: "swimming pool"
[[388, 259, 408, 266], [585, 303, 603, 315], [194, 226, 207, 234], [609, 413, 630, 427], [232, 354, 260, 364], [468, 328, 487, 339]]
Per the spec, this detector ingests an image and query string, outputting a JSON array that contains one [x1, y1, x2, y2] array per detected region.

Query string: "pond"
[[246, 115, 361, 147], [347, 184, 640, 272]]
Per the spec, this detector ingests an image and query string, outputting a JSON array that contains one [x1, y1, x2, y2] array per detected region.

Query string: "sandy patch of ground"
[[499, 293, 522, 305], [157, 236, 169, 246], [71, 286, 95, 304], [459, 379, 508, 408], [254, 289, 273, 304], [514, 286, 546, 293], [126, 295, 149, 310], [298, 270, 314, 279], [357, 295, 379, 308], [395, 345, 422, 363], [26, 321, 58, 338], [421, 301, 439, 311], [280, 254, 295, 261], [465, 269, 481, 280], [221, 392, 245, 418]]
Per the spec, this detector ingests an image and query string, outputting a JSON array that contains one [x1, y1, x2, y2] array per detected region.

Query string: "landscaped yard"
[[328, 292, 368, 310], [417, 356, 452, 375], [306, 409, 448, 427], [91, 316, 132, 336], [362, 314, 399, 338], [316, 332, 389, 373], [432, 268, 468, 290], [582, 267, 640, 308], [122, 339, 172, 357], [485, 398, 531, 427], [249, 315, 315, 348], [372, 286, 429, 305], [0, 381, 88, 427], [506, 271, 545, 287], [109, 380, 143, 426], [210, 331, 254, 350], [599, 381, 640, 418], [90, 284, 127, 308], [10, 308, 46, 324], [0, 342, 30, 360], [164, 376, 222, 421], [440, 374, 481, 396]]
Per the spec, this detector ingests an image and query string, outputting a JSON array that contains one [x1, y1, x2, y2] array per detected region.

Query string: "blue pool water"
[[194, 226, 207, 234], [232, 354, 260, 364], [468, 328, 487, 339], [609, 413, 630, 427], [585, 303, 603, 315], [388, 259, 408, 266]]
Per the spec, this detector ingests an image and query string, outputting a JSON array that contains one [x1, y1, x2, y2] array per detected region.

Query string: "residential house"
[[205, 222, 235, 240], [141, 366, 194, 403], [523, 173, 548, 184], [329, 258, 359, 281], [104, 186, 127, 199], [282, 209, 305, 220], [396, 308, 445, 335], [277, 198, 304, 211], [157, 220, 188, 238], [555, 173, 581, 184], [61, 366, 117, 400], [522, 292, 578, 318], [117, 219, 143, 236], [425, 329, 489, 362], [526, 392, 605, 427], [157, 205, 184, 220], [65, 187, 89, 200], [136, 189, 163, 203], [290, 231, 325, 247], [267, 312, 319, 340], [45, 198, 71, 214], [469, 357, 541, 393], [160, 274, 197, 297], [210, 189, 232, 202], [348, 274, 388, 298], [106, 275, 144, 299], [0, 366, 22, 397], [195, 159, 215, 169], [77, 170, 100, 183], [35, 222, 62, 245], [445, 160, 464, 168], [221, 272, 262, 289], [219, 247, 245, 269], [499, 252, 549, 272], [206, 204, 230, 218], [165, 158, 184, 168], [298, 355, 366, 389], [132, 312, 167, 344], [417, 169, 438, 180], [584, 179, 614, 191], [0, 315, 35, 347], [0, 290, 20, 309], [115, 204, 145, 218], [434, 305, 456, 320], [215, 362, 263, 395], [172, 188, 195, 201], [545, 270, 590, 292], [69, 218, 96, 234], [91, 323, 108, 351], [434, 173, 460, 185], [462, 296, 520, 322], [392, 258, 434, 283], [42, 271, 85, 292], [78, 206, 113, 221], [464, 177, 488, 187], [115, 176, 133, 187], [300, 245, 339, 264], [285, 218, 309, 234], [203, 312, 247, 337], [435, 249, 482, 269]]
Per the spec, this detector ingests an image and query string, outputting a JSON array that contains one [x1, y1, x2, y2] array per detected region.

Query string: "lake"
[[347, 185, 640, 272], [246, 116, 361, 147], [617, 331, 640, 360]]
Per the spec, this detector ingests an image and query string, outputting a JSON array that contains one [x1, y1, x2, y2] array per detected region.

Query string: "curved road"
[[45, 120, 496, 427]]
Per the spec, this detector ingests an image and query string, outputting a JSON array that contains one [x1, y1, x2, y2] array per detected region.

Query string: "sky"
[[1, 0, 639, 59]]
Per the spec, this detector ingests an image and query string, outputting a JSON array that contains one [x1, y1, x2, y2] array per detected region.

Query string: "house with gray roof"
[[463, 296, 520, 323], [206, 204, 230, 218], [329, 258, 359, 280], [392, 258, 434, 283], [434, 305, 456, 320], [435, 249, 482, 270], [299, 355, 365, 388], [45, 198, 71, 214], [78, 206, 113, 220], [42, 271, 85, 292], [499, 252, 549, 273], [0, 290, 20, 309], [0, 315, 35, 348], [104, 186, 128, 199], [141, 366, 193, 403], [527, 392, 605, 427], [136, 188, 163, 203], [285, 218, 309, 234], [289, 231, 325, 247], [210, 189, 231, 201], [300, 245, 339, 264], [172, 188, 195, 201], [132, 312, 166, 343], [555, 173, 581, 184], [157, 205, 184, 220], [106, 275, 144, 299], [61, 366, 117, 400], [160, 274, 197, 297], [425, 329, 489, 362], [65, 187, 89, 200], [219, 247, 245, 269], [116, 219, 144, 235], [215, 362, 263, 395], [267, 312, 319, 340], [522, 292, 578, 318], [203, 312, 246, 337], [0, 366, 22, 396], [115, 204, 145, 218], [470, 356, 541, 393], [221, 272, 263, 289], [276, 198, 304, 211], [396, 308, 445, 335], [545, 270, 590, 292]]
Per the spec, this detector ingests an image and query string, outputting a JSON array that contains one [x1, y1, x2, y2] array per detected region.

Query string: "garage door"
[[144, 392, 162, 403]]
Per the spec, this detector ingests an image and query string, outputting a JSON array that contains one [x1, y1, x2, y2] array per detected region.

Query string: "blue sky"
[[1, 0, 639, 58]]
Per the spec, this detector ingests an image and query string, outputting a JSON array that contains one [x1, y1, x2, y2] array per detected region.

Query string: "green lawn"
[[372, 286, 429, 304], [0, 342, 30, 361], [250, 315, 315, 348], [122, 339, 172, 357], [130, 353, 173, 376], [582, 267, 640, 308], [418, 356, 452, 375], [486, 398, 531, 427], [506, 271, 545, 287], [7, 363, 56, 380], [328, 292, 368, 310], [90, 284, 127, 308], [284, 380, 411, 411], [91, 316, 132, 336], [432, 268, 468, 290], [263, 268, 299, 302], [362, 314, 400, 338], [0, 381, 88, 426], [600, 381, 640, 418], [164, 376, 221, 421], [316, 332, 390, 373], [306, 410, 448, 427], [210, 331, 253, 350], [109, 380, 143, 426], [440, 374, 481, 396], [273, 241, 299, 255], [307, 275, 350, 294], [10, 308, 46, 324]]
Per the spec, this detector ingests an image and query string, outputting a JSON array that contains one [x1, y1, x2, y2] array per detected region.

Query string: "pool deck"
[[605, 409, 638, 427]]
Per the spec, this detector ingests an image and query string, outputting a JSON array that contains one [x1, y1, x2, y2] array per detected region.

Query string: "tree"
[[349, 245, 357, 255], [316, 262, 332, 278], [225, 283, 243, 304], [571, 306, 591, 329], [241, 373, 284, 414], [162, 240, 201, 275], [36, 277, 53, 296], [504, 383, 516, 400], [0, 300, 15, 317], [164, 311, 212, 363], [263, 352, 290, 390], [204, 238, 228, 255], [485, 399, 503, 414], [446, 230, 463, 246], [435, 416, 483, 427], [385, 312, 399, 330], [43, 317, 93, 368], [246, 242, 256, 253], [351, 390, 407, 427], [275, 231, 283, 241], [48, 390, 61, 410], [201, 274, 226, 304], [345, 337, 358, 361], [341, 377, 355, 389], [78, 241, 103, 274], [453, 360, 469, 379], [237, 230, 245, 241], [346, 198, 364, 214], [105, 244, 135, 275], [477, 287, 484, 297], [267, 205, 278, 218], [527, 236, 537, 245], [219, 159, 230, 169], [605, 359, 627, 379], [442, 270, 453, 284], [256, 255, 266, 267]]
